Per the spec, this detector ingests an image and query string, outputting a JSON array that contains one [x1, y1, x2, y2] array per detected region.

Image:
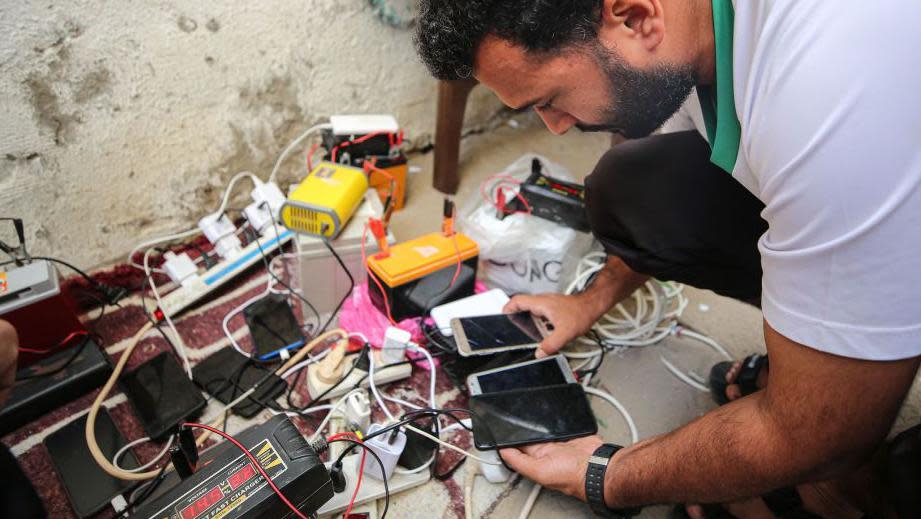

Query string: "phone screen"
[[470, 383, 597, 449], [474, 358, 570, 393], [459, 312, 542, 351], [244, 294, 306, 357]]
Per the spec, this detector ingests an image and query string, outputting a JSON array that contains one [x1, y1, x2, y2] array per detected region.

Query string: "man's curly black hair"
[[414, 0, 605, 80]]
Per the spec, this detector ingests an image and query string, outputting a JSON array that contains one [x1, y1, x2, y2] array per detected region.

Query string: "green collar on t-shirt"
[[697, 0, 741, 173]]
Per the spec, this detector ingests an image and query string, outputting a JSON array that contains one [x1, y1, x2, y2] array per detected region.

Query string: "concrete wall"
[[0, 0, 503, 267]]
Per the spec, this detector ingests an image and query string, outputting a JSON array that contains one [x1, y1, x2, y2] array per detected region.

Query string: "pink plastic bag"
[[338, 281, 488, 370]]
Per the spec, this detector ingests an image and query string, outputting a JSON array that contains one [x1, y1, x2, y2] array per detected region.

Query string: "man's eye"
[[536, 102, 552, 111]]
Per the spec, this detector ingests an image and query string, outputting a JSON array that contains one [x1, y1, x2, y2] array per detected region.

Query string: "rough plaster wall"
[[0, 1, 503, 267]]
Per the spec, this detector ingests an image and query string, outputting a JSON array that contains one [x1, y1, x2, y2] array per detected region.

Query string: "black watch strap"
[[585, 444, 637, 518]]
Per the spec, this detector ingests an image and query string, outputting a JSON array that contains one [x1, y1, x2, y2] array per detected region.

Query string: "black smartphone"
[[470, 383, 597, 450], [451, 311, 549, 357], [243, 294, 306, 359], [44, 409, 139, 518]]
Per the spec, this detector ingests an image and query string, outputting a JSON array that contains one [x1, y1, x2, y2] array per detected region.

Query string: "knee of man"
[[584, 142, 654, 230], [0, 320, 19, 368]]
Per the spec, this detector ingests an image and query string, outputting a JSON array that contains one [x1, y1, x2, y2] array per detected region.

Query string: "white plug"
[[162, 251, 198, 287], [344, 392, 371, 433], [475, 448, 512, 483], [198, 213, 241, 258], [243, 201, 274, 234], [382, 327, 410, 364], [362, 423, 406, 481], [251, 180, 286, 216]]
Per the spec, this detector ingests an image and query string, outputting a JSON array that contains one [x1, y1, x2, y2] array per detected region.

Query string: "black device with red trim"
[[134, 415, 334, 519], [500, 158, 590, 232]]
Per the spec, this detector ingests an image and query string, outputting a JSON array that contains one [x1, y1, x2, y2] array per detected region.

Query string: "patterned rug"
[[3, 254, 477, 519]]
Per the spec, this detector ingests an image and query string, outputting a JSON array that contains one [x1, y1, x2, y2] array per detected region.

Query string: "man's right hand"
[[504, 293, 605, 357], [503, 255, 648, 358]]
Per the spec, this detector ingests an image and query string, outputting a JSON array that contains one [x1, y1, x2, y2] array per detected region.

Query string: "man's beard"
[[577, 45, 697, 139]]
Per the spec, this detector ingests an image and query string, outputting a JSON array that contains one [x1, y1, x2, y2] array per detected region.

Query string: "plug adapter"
[[162, 251, 198, 287], [251, 180, 286, 216], [475, 448, 512, 483], [344, 392, 371, 433], [381, 327, 410, 364], [198, 213, 242, 258], [363, 423, 406, 481]]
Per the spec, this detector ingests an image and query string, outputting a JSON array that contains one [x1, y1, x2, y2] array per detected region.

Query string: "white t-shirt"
[[667, 0, 921, 361]]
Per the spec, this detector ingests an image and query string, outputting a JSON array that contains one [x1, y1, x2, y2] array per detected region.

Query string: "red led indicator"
[[228, 463, 258, 490], [180, 486, 224, 519]]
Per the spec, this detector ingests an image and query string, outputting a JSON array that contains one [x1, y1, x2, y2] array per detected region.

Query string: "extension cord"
[[335, 502, 377, 519], [157, 227, 293, 317], [306, 350, 411, 401], [316, 454, 428, 518]]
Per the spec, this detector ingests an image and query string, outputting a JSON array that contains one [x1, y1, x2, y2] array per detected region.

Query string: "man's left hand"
[[500, 435, 604, 501]]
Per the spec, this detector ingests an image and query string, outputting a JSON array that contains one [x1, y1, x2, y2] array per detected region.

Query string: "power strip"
[[306, 350, 412, 401], [317, 455, 429, 518], [157, 228, 293, 317]]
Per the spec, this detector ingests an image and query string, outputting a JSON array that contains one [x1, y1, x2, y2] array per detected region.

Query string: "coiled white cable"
[[563, 251, 726, 391], [112, 435, 175, 473]]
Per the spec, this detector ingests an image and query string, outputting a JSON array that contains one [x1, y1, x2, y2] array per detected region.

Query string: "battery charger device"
[[281, 161, 369, 239], [134, 415, 334, 519], [501, 158, 590, 232]]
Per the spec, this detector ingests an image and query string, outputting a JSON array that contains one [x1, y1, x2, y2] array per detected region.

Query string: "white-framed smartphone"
[[467, 355, 574, 395], [451, 311, 552, 357]]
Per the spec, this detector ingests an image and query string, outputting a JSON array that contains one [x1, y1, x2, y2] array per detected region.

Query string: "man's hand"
[[0, 320, 19, 408], [500, 435, 605, 501], [503, 255, 648, 357], [504, 293, 602, 357]]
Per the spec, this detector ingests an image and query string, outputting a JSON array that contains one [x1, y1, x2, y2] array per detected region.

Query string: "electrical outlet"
[[317, 454, 428, 518], [306, 350, 411, 401]]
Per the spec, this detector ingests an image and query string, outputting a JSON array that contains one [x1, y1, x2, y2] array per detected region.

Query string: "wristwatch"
[[585, 443, 638, 517]]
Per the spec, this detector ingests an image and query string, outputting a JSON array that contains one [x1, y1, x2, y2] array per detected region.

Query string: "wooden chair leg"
[[433, 79, 478, 194]]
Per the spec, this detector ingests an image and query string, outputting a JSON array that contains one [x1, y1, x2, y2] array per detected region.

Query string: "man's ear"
[[597, 0, 665, 53]]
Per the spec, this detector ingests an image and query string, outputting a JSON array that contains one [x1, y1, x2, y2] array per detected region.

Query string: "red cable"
[[362, 222, 397, 326], [19, 330, 90, 354], [306, 143, 322, 172], [182, 423, 310, 519], [331, 132, 389, 163]]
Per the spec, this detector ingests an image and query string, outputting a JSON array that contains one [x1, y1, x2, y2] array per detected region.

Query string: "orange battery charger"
[[367, 231, 478, 321]]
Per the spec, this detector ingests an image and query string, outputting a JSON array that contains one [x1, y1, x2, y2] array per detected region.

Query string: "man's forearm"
[[577, 255, 647, 317], [605, 393, 803, 507], [602, 324, 919, 508]]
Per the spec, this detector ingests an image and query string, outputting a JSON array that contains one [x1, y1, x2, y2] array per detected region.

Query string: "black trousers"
[[584, 131, 768, 301]]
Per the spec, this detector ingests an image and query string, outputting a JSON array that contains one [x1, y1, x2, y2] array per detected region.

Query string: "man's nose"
[[536, 107, 577, 135]]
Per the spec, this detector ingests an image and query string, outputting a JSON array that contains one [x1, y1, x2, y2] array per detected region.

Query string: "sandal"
[[709, 353, 768, 405]]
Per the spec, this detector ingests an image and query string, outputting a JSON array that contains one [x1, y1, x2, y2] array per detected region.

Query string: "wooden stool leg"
[[433, 79, 478, 194]]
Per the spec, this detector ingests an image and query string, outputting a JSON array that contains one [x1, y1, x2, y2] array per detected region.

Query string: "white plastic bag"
[[459, 153, 597, 295]]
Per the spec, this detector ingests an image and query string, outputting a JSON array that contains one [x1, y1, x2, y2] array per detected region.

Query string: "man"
[[416, 0, 921, 517], [0, 320, 17, 408], [0, 319, 47, 519]]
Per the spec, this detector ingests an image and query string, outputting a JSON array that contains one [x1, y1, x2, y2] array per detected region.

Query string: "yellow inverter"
[[281, 161, 369, 239]]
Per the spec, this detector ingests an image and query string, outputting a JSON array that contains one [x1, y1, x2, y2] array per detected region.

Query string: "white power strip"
[[317, 455, 429, 518], [306, 351, 412, 401], [157, 228, 293, 317]]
